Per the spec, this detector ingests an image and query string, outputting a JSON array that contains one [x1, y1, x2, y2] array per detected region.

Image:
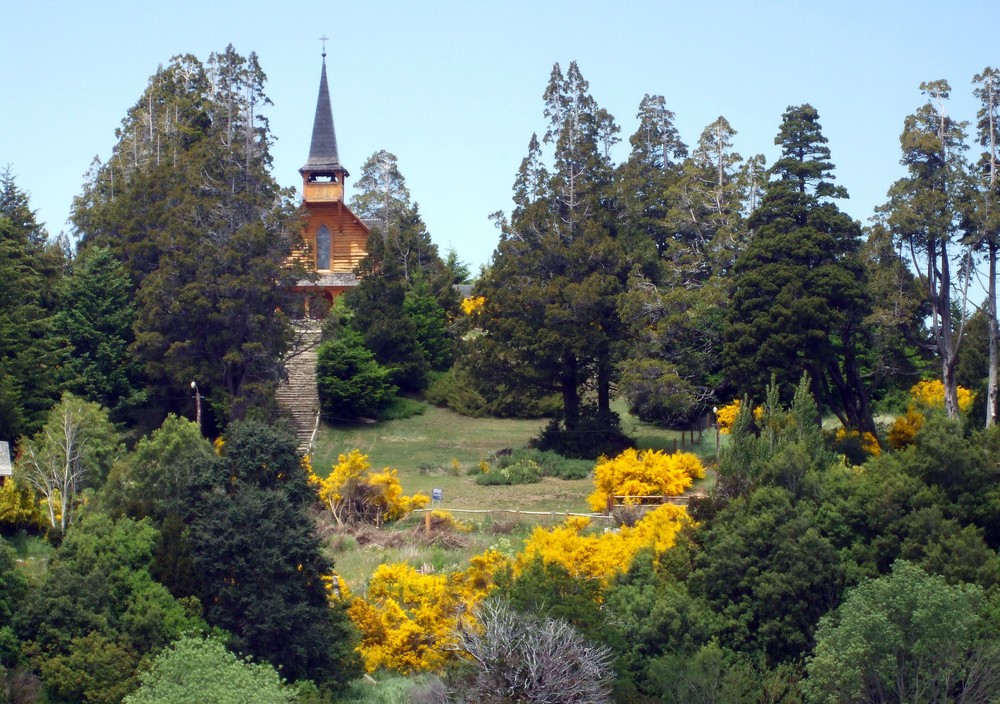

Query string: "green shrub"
[[316, 332, 397, 421], [425, 366, 562, 419], [425, 368, 488, 417], [376, 396, 427, 421], [481, 448, 592, 480], [475, 459, 542, 485], [337, 673, 443, 704], [513, 449, 592, 479]]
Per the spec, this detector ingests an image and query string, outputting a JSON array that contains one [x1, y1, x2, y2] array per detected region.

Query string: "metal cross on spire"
[[320, 34, 329, 59]]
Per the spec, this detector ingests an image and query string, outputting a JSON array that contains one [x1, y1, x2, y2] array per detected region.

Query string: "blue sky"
[[1, 1, 997, 271]]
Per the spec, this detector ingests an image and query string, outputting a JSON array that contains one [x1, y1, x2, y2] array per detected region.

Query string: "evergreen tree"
[[315, 331, 397, 420], [881, 80, 972, 418], [615, 94, 687, 260], [404, 278, 454, 371], [188, 421, 361, 687], [344, 232, 431, 392], [858, 222, 932, 402], [476, 62, 630, 452], [54, 246, 144, 422], [971, 67, 1000, 426], [724, 105, 874, 432], [618, 116, 754, 426], [0, 168, 64, 438], [443, 246, 472, 285], [70, 47, 298, 424], [342, 151, 456, 391], [348, 149, 411, 225]]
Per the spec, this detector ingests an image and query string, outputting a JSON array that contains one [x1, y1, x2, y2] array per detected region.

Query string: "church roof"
[[301, 57, 347, 175]]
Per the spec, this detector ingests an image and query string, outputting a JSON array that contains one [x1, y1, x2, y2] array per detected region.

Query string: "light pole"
[[191, 381, 202, 432], [713, 406, 720, 458]]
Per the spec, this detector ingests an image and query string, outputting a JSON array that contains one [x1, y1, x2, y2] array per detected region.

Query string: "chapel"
[[290, 51, 375, 317]]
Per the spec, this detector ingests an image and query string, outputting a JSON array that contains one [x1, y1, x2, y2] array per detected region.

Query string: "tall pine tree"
[[725, 104, 874, 432], [0, 167, 64, 438], [476, 62, 630, 454], [881, 81, 972, 419], [71, 47, 298, 424], [971, 68, 1000, 425]]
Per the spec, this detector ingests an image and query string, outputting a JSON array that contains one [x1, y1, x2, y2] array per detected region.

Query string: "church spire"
[[300, 52, 347, 177]]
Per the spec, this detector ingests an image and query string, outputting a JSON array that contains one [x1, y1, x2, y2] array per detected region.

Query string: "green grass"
[[327, 520, 531, 589], [6, 531, 51, 584], [312, 401, 548, 482], [336, 672, 443, 703], [315, 401, 720, 591], [313, 401, 719, 514]]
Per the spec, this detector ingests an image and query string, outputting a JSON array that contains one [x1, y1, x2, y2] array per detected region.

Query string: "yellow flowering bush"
[[0, 479, 44, 531], [348, 550, 508, 673], [349, 564, 455, 673], [515, 505, 690, 587], [311, 449, 429, 525], [834, 428, 881, 458], [716, 399, 741, 434], [427, 509, 473, 533], [460, 295, 486, 316], [347, 504, 692, 673], [909, 379, 974, 412], [887, 406, 925, 450], [888, 380, 975, 450], [587, 448, 704, 512]]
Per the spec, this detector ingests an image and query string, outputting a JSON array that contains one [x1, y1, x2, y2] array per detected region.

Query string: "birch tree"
[[15, 393, 119, 531]]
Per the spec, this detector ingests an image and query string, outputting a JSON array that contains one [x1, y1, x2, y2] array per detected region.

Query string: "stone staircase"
[[277, 321, 323, 455]]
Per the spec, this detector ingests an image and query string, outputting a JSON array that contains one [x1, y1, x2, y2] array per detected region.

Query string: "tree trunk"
[[826, 340, 876, 434], [597, 348, 612, 418], [989, 242, 999, 426], [561, 354, 580, 430]]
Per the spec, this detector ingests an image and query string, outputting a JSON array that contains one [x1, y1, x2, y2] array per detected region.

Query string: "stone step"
[[277, 323, 323, 456]]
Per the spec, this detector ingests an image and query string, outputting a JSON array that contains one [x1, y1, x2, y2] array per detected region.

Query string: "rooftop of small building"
[[0, 441, 11, 477]]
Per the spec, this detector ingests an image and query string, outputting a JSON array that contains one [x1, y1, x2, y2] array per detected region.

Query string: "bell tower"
[[300, 47, 348, 203], [291, 45, 371, 313]]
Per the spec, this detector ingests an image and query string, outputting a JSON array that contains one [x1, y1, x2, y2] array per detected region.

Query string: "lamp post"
[[713, 406, 720, 458], [191, 381, 202, 432]]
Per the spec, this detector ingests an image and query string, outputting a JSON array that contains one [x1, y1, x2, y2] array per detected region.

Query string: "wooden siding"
[[300, 200, 370, 274], [303, 180, 344, 203]]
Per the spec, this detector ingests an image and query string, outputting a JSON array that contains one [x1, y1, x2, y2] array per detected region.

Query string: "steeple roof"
[[300, 57, 347, 175]]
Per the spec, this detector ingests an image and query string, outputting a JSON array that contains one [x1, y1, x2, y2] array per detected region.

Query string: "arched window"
[[316, 225, 331, 270]]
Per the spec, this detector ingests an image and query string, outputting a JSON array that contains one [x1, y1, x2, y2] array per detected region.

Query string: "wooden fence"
[[412, 493, 693, 531]]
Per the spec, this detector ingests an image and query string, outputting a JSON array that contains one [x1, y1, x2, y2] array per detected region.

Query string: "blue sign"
[[432, 488, 443, 501]]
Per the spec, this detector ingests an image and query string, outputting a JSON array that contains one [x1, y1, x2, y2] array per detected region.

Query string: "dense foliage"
[[125, 635, 298, 704], [7, 49, 1000, 704], [70, 46, 300, 426]]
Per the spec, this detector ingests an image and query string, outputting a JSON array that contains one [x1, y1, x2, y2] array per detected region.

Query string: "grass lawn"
[[312, 400, 719, 514], [313, 400, 721, 591], [311, 404, 548, 475]]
